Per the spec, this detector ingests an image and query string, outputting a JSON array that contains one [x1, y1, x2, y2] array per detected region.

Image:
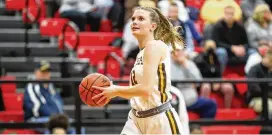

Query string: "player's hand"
[[91, 84, 118, 104]]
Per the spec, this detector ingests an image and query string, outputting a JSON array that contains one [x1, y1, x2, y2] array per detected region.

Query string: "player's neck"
[[137, 35, 154, 50]]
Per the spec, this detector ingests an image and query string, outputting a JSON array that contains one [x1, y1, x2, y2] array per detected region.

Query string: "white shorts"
[[121, 108, 186, 135]]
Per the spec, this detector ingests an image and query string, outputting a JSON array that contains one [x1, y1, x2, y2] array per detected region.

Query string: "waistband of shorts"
[[132, 101, 172, 118]]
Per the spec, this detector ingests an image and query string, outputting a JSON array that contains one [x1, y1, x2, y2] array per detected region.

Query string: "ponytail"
[[152, 8, 184, 50]]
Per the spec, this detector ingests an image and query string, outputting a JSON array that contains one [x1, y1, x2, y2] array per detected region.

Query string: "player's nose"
[[132, 21, 138, 26]]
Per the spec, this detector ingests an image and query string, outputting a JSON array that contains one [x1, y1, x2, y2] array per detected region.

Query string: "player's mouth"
[[132, 27, 140, 31]]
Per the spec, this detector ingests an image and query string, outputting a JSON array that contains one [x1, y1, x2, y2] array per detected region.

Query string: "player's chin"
[[132, 31, 143, 37], [132, 28, 143, 33]]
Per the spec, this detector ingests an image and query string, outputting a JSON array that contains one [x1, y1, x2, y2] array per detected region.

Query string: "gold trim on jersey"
[[157, 63, 168, 103], [166, 110, 180, 135], [131, 69, 138, 86]]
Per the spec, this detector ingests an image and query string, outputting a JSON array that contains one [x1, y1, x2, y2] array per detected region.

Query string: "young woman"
[[93, 6, 186, 134]]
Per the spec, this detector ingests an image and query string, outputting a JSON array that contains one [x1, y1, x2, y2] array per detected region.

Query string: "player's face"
[[131, 10, 155, 36]]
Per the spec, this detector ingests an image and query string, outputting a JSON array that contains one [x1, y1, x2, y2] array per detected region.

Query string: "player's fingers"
[[92, 93, 103, 100], [97, 96, 107, 104], [92, 86, 105, 91]]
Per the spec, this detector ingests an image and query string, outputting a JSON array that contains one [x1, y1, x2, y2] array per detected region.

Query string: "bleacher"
[[0, 0, 266, 134]]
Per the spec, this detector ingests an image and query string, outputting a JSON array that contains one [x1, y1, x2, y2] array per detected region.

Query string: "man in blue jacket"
[[24, 60, 63, 121], [23, 60, 85, 134]]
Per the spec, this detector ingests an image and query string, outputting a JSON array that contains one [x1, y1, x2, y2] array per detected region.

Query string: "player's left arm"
[[92, 41, 165, 101]]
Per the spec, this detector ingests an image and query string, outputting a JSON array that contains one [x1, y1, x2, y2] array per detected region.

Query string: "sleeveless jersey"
[[129, 47, 172, 111]]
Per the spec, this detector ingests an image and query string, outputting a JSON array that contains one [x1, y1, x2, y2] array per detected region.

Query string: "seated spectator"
[[171, 48, 217, 118], [23, 60, 84, 134], [245, 40, 272, 74], [24, 60, 63, 122], [95, 0, 123, 31], [168, 3, 191, 52], [194, 40, 234, 108], [168, 3, 202, 54], [246, 49, 272, 115], [158, 0, 189, 22], [201, 0, 242, 25], [246, 4, 272, 49], [59, 0, 101, 32], [240, 0, 265, 21], [47, 114, 69, 134], [212, 5, 254, 71]]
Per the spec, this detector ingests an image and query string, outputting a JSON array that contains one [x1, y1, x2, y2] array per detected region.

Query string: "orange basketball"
[[79, 73, 111, 107]]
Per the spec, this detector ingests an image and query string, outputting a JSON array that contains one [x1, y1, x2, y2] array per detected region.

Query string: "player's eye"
[[132, 17, 135, 21], [139, 17, 144, 21]]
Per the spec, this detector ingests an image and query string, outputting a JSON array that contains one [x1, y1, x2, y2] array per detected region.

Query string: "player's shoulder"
[[145, 40, 168, 52]]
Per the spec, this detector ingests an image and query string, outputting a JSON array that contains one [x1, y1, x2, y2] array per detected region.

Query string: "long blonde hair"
[[135, 6, 184, 50]]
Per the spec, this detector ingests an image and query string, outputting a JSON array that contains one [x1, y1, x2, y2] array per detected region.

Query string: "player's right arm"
[[92, 41, 167, 101]]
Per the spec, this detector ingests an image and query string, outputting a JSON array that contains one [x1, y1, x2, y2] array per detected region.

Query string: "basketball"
[[79, 73, 111, 107]]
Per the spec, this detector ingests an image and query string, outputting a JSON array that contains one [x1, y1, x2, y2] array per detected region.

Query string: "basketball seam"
[[80, 84, 100, 95], [86, 75, 102, 106], [80, 84, 110, 94], [80, 76, 110, 107], [80, 78, 89, 95]]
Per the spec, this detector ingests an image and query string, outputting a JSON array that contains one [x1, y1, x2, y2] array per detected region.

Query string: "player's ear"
[[150, 22, 157, 32]]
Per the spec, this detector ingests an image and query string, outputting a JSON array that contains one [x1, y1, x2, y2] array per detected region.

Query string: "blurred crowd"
[[10, 0, 272, 134]]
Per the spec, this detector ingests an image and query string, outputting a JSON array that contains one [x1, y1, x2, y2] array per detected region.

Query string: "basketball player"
[[93, 6, 187, 134]]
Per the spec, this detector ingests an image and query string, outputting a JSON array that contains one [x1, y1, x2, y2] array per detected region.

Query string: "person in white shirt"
[[59, 0, 101, 31], [158, 0, 189, 22], [245, 40, 272, 74]]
